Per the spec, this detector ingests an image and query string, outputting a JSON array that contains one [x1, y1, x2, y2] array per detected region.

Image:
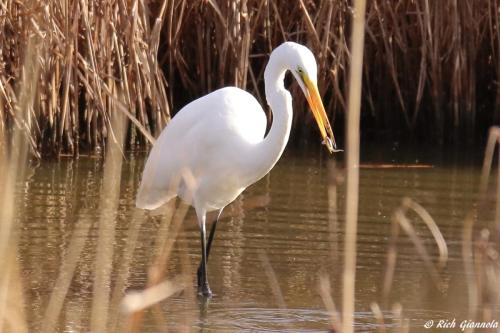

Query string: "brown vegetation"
[[1, 1, 499, 157], [0, 0, 170, 158]]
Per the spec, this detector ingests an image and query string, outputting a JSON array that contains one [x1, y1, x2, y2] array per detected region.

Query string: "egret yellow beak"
[[302, 74, 339, 153]]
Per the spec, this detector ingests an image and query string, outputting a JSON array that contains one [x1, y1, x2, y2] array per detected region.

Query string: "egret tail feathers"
[[135, 184, 176, 210]]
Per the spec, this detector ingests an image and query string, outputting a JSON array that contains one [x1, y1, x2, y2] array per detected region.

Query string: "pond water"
[[16, 143, 498, 332]]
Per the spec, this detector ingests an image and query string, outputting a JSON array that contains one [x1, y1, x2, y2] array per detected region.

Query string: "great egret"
[[136, 42, 338, 297]]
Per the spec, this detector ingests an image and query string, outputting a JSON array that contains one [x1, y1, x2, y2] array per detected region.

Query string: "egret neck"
[[245, 52, 293, 185]]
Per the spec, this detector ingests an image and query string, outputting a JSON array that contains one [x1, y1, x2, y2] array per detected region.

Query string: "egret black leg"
[[197, 209, 223, 290], [198, 222, 212, 297], [206, 212, 220, 258]]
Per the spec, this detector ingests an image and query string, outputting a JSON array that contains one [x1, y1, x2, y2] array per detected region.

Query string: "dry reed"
[[258, 250, 287, 310], [372, 131, 500, 332], [0, 35, 40, 333], [382, 198, 448, 298], [90, 110, 127, 332], [342, 0, 366, 333], [463, 125, 500, 328], [123, 173, 194, 333], [1, 0, 499, 158], [0, 0, 170, 158]]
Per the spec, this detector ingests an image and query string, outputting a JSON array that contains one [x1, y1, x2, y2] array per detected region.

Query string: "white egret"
[[136, 42, 338, 297]]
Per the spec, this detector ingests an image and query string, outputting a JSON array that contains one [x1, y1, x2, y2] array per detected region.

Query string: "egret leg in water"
[[197, 209, 224, 292], [198, 214, 211, 296]]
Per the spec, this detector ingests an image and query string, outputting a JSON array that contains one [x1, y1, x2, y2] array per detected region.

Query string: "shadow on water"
[[15, 144, 499, 332]]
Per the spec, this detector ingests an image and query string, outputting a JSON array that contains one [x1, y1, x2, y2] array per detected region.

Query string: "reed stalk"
[[90, 111, 127, 332], [382, 198, 448, 297], [464, 125, 500, 327], [0, 35, 40, 333], [342, 0, 366, 332], [40, 216, 92, 333]]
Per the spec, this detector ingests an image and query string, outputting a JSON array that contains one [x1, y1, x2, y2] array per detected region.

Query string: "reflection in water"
[[16, 148, 498, 332]]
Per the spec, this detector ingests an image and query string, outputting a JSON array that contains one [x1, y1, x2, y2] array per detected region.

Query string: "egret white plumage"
[[136, 42, 338, 297]]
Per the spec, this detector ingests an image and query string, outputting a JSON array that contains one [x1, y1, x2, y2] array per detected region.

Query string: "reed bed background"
[[1, 0, 499, 158]]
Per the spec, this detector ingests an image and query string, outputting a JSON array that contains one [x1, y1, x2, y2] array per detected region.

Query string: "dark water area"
[[16, 143, 499, 332]]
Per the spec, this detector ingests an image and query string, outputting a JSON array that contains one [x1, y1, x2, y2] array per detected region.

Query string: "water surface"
[[17, 145, 497, 332]]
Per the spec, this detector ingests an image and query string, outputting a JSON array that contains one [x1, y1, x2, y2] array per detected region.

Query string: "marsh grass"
[[1, 0, 499, 158], [0, 0, 170, 158]]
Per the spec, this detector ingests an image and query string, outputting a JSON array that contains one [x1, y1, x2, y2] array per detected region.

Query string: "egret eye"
[[296, 68, 305, 81]]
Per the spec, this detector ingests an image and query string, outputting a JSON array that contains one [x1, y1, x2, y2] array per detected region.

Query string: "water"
[[16, 145, 498, 332]]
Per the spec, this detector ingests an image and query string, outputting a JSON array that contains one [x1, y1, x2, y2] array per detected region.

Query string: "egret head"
[[275, 42, 338, 153]]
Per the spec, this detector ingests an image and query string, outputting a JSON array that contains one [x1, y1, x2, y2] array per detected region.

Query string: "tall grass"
[[1, 0, 499, 158], [0, 0, 170, 157]]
